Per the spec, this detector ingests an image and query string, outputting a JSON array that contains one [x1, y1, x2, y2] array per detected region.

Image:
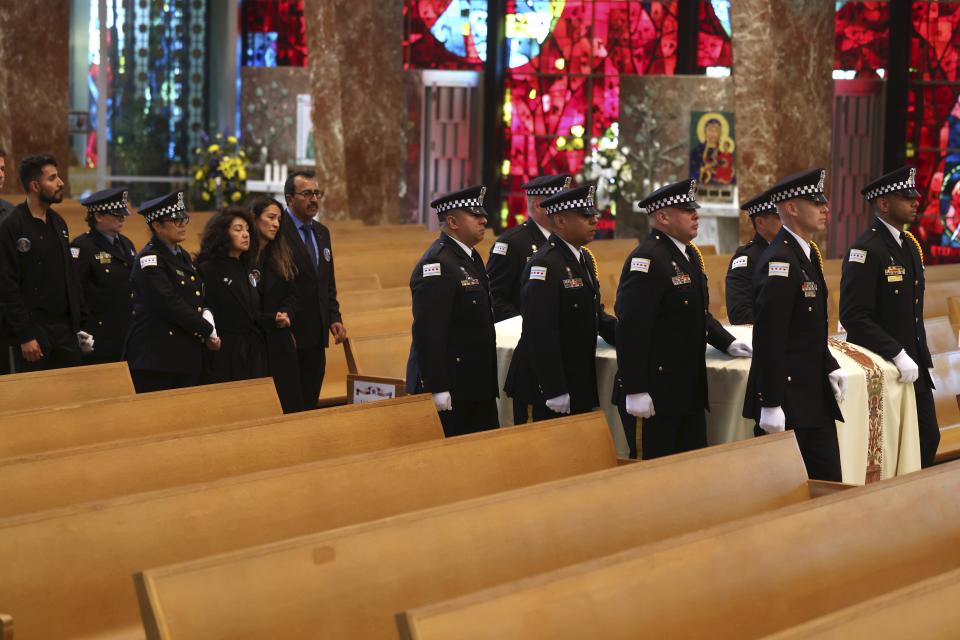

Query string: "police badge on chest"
[[562, 266, 583, 289], [801, 281, 818, 298]]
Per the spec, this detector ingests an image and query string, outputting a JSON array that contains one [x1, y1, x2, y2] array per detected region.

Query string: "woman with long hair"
[[197, 206, 267, 382], [249, 196, 304, 413]]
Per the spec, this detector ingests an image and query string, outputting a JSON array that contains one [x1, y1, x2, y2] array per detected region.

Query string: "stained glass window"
[[404, 0, 488, 70], [242, 0, 307, 67], [834, 1, 889, 79], [699, 0, 731, 71]]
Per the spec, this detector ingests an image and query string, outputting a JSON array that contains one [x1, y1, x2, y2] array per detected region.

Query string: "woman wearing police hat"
[[125, 192, 220, 393]]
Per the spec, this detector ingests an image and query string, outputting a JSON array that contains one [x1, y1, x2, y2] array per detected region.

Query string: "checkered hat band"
[[435, 198, 483, 214], [648, 192, 695, 212], [144, 203, 187, 223], [524, 185, 565, 196], [87, 200, 127, 213], [864, 179, 916, 200], [747, 202, 776, 216], [545, 198, 595, 215], [769, 184, 823, 203]]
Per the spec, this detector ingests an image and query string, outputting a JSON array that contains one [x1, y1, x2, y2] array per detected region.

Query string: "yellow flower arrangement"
[[190, 132, 249, 209]]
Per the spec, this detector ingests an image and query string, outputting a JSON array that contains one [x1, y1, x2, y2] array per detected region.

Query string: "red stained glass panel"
[[242, 0, 307, 67], [834, 1, 889, 77]]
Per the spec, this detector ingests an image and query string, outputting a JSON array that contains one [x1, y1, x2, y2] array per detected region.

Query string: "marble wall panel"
[[240, 67, 309, 170]]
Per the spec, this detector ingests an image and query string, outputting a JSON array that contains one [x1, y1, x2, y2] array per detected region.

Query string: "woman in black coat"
[[250, 197, 304, 413], [197, 207, 267, 383]]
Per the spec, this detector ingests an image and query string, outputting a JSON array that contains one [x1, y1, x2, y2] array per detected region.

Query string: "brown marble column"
[[304, 0, 404, 223], [732, 0, 834, 247], [0, 1, 71, 195]]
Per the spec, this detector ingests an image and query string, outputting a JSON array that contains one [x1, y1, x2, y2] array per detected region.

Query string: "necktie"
[[684, 246, 697, 270], [471, 250, 484, 271], [301, 226, 318, 269], [899, 231, 906, 246]]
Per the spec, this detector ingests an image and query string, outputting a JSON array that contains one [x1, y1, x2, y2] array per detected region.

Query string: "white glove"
[[625, 392, 655, 419], [759, 406, 786, 433], [828, 368, 848, 403], [726, 339, 753, 358], [892, 349, 919, 384], [76, 331, 95, 354], [432, 391, 452, 412], [202, 309, 218, 339], [545, 393, 571, 415]]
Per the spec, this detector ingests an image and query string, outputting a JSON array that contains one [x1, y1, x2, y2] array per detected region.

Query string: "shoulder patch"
[[140, 255, 158, 269], [630, 257, 651, 273], [848, 249, 867, 264], [731, 255, 748, 269], [529, 266, 547, 281], [492, 241, 509, 256], [422, 262, 441, 278], [70, 247, 80, 259], [768, 261, 790, 277]]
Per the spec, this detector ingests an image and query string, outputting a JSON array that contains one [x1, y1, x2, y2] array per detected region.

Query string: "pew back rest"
[[931, 351, 960, 428], [925, 316, 959, 355], [336, 273, 382, 291], [0, 378, 281, 459], [135, 433, 812, 639], [0, 413, 614, 639], [346, 306, 413, 338], [349, 332, 411, 380], [924, 281, 960, 318], [0, 362, 134, 415], [0, 395, 441, 517], [338, 286, 410, 314]]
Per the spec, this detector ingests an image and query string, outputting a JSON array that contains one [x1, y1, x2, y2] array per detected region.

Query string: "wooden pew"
[[338, 286, 410, 314], [318, 341, 352, 406], [134, 433, 852, 639], [0, 613, 10, 640], [949, 295, 960, 334], [348, 332, 410, 380], [0, 395, 441, 517], [0, 378, 281, 459], [931, 351, 960, 462], [395, 461, 960, 640], [926, 316, 959, 355], [346, 306, 413, 338], [0, 362, 134, 414], [763, 565, 960, 638], [939, 425, 960, 464], [924, 281, 960, 318], [336, 273, 381, 291], [0, 413, 616, 639]]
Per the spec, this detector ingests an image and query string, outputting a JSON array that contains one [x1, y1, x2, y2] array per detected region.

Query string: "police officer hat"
[[861, 166, 921, 201], [521, 174, 573, 197], [741, 191, 777, 218], [81, 187, 130, 217], [767, 169, 828, 205], [541, 184, 599, 217], [638, 178, 700, 214], [137, 191, 189, 224], [430, 185, 488, 217]]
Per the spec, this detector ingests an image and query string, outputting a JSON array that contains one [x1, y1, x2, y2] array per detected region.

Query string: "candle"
[[272, 161, 281, 187], [279, 163, 288, 186], [264, 162, 273, 184]]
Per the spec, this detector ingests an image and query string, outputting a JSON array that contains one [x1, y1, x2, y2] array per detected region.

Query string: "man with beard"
[[0, 154, 91, 372], [840, 167, 939, 467], [281, 170, 346, 410]]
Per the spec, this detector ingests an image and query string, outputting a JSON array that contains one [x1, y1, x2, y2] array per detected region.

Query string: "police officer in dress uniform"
[[125, 192, 221, 393], [613, 179, 751, 460], [743, 169, 847, 482], [840, 167, 939, 467], [71, 188, 136, 364], [504, 184, 617, 423], [725, 191, 782, 324], [406, 185, 500, 437], [487, 174, 572, 322]]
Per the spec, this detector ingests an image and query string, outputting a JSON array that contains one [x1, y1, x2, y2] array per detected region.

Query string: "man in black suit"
[[504, 184, 617, 424], [725, 190, 781, 324], [614, 179, 750, 460], [281, 170, 346, 411], [71, 188, 137, 364], [487, 174, 571, 321], [406, 185, 499, 437], [840, 166, 939, 467], [743, 169, 847, 481], [0, 154, 90, 373]]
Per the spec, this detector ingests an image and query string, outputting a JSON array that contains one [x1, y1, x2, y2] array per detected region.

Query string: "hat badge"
[[478, 186, 486, 205], [563, 176, 572, 188], [121, 191, 129, 206], [176, 192, 185, 209], [908, 167, 916, 186], [587, 185, 595, 206], [817, 170, 825, 191], [688, 179, 697, 200]]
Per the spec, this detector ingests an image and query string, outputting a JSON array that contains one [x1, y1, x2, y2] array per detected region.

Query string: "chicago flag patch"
[[768, 261, 790, 277]]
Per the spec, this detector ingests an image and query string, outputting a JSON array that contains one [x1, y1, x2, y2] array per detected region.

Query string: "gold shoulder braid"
[[582, 245, 601, 281], [811, 241, 825, 273], [904, 230, 924, 266], [688, 242, 706, 272]]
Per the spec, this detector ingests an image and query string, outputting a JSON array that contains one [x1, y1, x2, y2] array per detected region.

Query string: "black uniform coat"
[[125, 237, 214, 375], [486, 219, 549, 321], [743, 227, 843, 429], [198, 257, 267, 382], [725, 233, 769, 325], [613, 231, 734, 415], [280, 213, 342, 350], [0, 203, 84, 344], [840, 218, 933, 390], [504, 236, 617, 413], [70, 230, 136, 362], [406, 233, 499, 402]]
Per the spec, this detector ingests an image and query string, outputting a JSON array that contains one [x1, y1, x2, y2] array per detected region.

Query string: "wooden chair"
[[0, 395, 441, 517], [925, 316, 959, 355], [397, 462, 960, 640], [0, 413, 615, 639], [134, 433, 853, 639], [0, 378, 281, 459], [0, 362, 134, 415]]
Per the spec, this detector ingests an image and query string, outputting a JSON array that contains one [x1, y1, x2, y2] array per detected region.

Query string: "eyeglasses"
[[294, 190, 325, 200], [163, 218, 190, 228]]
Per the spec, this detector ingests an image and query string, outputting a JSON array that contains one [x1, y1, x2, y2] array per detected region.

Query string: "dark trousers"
[[12, 320, 81, 373], [440, 398, 500, 438], [619, 407, 708, 460], [267, 329, 304, 414], [131, 369, 199, 393], [296, 344, 326, 411], [916, 387, 940, 468], [753, 423, 842, 482]]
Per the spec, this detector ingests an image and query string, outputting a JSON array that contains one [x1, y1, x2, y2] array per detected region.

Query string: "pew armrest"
[[807, 479, 857, 498], [0, 613, 13, 640], [616, 457, 639, 466]]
